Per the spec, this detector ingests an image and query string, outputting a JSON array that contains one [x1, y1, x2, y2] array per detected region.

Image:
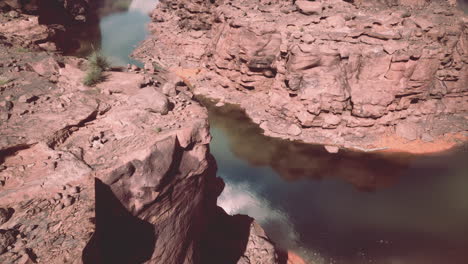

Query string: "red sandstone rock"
[[134, 0, 468, 150], [1, 35, 281, 263]]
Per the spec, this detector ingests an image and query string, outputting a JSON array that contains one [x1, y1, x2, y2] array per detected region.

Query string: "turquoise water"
[[204, 99, 468, 264], [84, 2, 468, 263], [99, 10, 150, 67], [69, 0, 157, 67]]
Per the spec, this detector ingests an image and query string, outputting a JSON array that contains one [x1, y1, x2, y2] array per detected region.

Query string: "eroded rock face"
[[1, 0, 91, 22], [0, 0, 101, 53], [0, 36, 280, 263], [0, 230, 16, 254], [135, 0, 468, 149]]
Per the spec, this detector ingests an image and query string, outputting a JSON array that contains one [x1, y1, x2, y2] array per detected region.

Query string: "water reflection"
[[201, 97, 416, 192], [68, 0, 158, 66], [218, 182, 302, 253], [99, 0, 157, 66], [201, 97, 468, 264]]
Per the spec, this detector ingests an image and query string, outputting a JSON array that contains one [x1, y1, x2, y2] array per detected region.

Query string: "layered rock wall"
[[136, 0, 468, 149]]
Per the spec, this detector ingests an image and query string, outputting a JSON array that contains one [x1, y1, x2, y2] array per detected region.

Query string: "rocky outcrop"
[[0, 37, 281, 263], [135, 0, 468, 150], [0, 1, 101, 53], [0, 0, 91, 22]]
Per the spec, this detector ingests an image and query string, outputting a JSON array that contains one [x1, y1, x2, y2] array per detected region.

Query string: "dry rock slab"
[[296, 1, 323, 15], [395, 121, 423, 141], [129, 87, 169, 114]]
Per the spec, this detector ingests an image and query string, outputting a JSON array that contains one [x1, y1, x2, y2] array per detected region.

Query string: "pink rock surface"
[[1, 37, 280, 263], [134, 0, 468, 150]]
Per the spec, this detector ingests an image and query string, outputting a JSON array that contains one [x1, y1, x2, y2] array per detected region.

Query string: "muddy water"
[[80, 1, 468, 263]]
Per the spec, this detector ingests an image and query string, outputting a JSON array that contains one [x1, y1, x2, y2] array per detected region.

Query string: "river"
[[74, 1, 468, 263]]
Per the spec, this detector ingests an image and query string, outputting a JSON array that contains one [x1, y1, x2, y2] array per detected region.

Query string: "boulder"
[[129, 87, 169, 114], [29, 57, 61, 77], [296, 1, 323, 15], [287, 124, 302, 136], [324, 145, 340, 153]]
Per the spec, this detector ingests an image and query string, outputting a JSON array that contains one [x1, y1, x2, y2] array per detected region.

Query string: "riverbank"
[[134, 0, 468, 155], [166, 67, 468, 155], [0, 4, 287, 264]]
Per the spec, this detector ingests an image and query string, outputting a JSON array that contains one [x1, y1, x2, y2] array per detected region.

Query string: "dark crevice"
[[0, 144, 34, 165], [198, 206, 254, 264], [82, 178, 157, 264]]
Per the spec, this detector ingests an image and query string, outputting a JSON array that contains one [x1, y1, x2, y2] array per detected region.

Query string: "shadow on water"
[[198, 96, 468, 264], [199, 96, 418, 192], [82, 178, 157, 264]]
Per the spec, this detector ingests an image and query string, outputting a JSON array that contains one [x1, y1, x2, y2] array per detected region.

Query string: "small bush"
[[113, 0, 131, 11], [83, 52, 109, 86], [0, 77, 11, 86], [152, 62, 165, 72], [15, 47, 30, 53], [83, 65, 103, 86], [88, 52, 109, 70]]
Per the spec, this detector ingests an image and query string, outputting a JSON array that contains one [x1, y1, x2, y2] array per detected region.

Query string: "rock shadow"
[[82, 178, 157, 264], [198, 174, 287, 264], [0, 144, 31, 165], [198, 206, 254, 264]]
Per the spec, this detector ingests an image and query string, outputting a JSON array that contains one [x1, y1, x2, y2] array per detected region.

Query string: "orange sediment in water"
[[287, 251, 308, 264], [373, 132, 467, 154]]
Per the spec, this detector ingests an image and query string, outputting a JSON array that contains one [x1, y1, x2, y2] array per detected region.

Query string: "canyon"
[[135, 0, 468, 152], [1, 0, 467, 264], [0, 2, 283, 263]]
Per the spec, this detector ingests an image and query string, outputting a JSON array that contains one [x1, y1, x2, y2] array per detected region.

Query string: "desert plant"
[[152, 62, 165, 72], [88, 51, 109, 70], [113, 0, 132, 11], [0, 76, 11, 86], [83, 51, 109, 86], [15, 47, 30, 53], [83, 65, 103, 86]]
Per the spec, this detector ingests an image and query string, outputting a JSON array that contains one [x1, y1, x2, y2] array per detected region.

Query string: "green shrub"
[[152, 62, 165, 72], [15, 47, 30, 53], [88, 52, 109, 70], [0, 77, 11, 86], [113, 0, 132, 11], [83, 52, 109, 86], [83, 65, 103, 86]]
